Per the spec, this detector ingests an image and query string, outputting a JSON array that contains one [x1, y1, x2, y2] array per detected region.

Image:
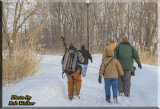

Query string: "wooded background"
[[2, 0, 158, 86], [3, 0, 158, 54], [33, 1, 158, 55], [2, 0, 158, 59]]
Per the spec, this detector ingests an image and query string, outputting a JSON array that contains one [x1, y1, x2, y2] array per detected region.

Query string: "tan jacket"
[[99, 50, 124, 78], [102, 43, 116, 60]]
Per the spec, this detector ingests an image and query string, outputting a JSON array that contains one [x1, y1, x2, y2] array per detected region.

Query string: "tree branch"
[[16, 0, 24, 23], [12, 0, 19, 41], [16, 2, 42, 34]]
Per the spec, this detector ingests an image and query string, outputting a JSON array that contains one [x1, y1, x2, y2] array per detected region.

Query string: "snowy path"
[[3, 54, 158, 107]]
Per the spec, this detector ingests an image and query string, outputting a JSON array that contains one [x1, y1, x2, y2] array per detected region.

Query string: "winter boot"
[[74, 93, 80, 99], [113, 97, 118, 104], [69, 96, 73, 100], [118, 92, 123, 96], [124, 93, 130, 97], [107, 100, 111, 103]]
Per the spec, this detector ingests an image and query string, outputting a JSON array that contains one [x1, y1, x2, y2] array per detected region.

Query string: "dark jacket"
[[79, 45, 92, 65], [114, 41, 141, 71]]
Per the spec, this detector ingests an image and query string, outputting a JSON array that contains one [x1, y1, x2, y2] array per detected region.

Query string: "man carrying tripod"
[[61, 37, 84, 100]]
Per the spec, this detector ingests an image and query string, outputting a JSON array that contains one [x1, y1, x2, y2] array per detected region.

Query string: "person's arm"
[[102, 47, 107, 60], [61, 52, 66, 65], [132, 47, 142, 69], [114, 47, 118, 59], [98, 62, 105, 84], [78, 51, 84, 64], [99, 62, 105, 77], [88, 51, 92, 62], [116, 60, 124, 76], [133, 47, 140, 64]]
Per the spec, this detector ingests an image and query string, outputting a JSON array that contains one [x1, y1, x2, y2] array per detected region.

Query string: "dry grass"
[[139, 50, 157, 66], [2, 50, 40, 86], [2, 27, 43, 86]]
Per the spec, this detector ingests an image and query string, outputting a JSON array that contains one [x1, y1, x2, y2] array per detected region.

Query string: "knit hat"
[[69, 43, 73, 49], [110, 39, 114, 43], [81, 45, 85, 50], [123, 36, 128, 41]]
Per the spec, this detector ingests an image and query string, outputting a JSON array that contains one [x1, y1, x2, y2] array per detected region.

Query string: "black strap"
[[104, 58, 114, 70]]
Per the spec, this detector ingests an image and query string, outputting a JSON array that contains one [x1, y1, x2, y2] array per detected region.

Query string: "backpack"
[[62, 49, 78, 75]]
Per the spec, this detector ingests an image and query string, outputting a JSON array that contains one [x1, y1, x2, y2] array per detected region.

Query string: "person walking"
[[102, 40, 116, 62], [79, 45, 93, 77], [61, 43, 84, 100], [114, 36, 142, 97], [98, 50, 124, 104]]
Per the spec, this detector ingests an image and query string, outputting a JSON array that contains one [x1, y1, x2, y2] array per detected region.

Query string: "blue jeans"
[[80, 64, 88, 76], [104, 78, 118, 101]]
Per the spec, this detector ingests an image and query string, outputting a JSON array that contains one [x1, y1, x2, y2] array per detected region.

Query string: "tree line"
[[2, 0, 158, 85], [29, 0, 157, 56]]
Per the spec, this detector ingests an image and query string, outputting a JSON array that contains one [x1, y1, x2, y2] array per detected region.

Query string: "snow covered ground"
[[3, 54, 158, 107]]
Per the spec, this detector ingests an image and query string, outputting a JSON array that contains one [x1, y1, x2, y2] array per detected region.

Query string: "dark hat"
[[81, 45, 85, 50], [110, 39, 114, 43], [69, 43, 73, 49]]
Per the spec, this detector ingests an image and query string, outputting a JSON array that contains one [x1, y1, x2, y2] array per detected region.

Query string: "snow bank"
[[3, 54, 158, 107]]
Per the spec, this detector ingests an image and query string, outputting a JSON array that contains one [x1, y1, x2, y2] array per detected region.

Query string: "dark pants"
[[104, 78, 118, 101], [118, 70, 132, 95]]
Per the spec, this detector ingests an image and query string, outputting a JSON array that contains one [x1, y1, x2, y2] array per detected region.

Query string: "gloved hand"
[[121, 75, 124, 81], [138, 63, 142, 69], [91, 60, 93, 63], [98, 76, 102, 84], [102, 59, 104, 62]]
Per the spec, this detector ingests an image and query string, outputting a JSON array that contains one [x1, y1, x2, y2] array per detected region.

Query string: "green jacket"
[[114, 41, 140, 71]]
